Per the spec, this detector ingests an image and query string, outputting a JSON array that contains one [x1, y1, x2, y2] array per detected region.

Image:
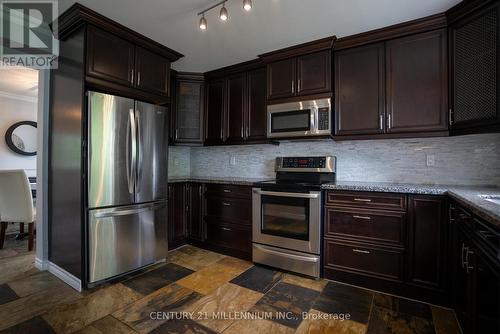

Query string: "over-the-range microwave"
[[267, 98, 331, 138]]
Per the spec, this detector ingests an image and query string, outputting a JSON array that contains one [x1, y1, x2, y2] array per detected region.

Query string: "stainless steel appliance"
[[267, 98, 331, 138], [253, 156, 336, 278], [87, 91, 169, 284]]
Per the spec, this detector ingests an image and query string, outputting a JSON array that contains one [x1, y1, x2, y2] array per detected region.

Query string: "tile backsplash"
[[168, 146, 191, 178], [170, 133, 500, 186]]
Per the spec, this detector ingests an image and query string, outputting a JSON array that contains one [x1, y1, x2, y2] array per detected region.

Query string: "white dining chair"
[[0, 170, 35, 251]]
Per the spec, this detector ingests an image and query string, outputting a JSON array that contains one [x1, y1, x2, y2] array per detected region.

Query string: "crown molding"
[[0, 91, 37, 103]]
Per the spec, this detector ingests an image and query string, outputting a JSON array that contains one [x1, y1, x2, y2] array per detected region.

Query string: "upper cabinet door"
[[135, 47, 170, 96], [267, 58, 296, 100], [246, 67, 267, 141], [175, 80, 204, 144], [335, 43, 385, 136], [297, 50, 331, 96], [86, 27, 135, 87], [450, 2, 499, 133], [386, 29, 448, 133], [205, 79, 225, 145], [225, 73, 246, 143]]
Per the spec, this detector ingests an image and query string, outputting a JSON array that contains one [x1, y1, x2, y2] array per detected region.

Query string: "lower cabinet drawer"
[[205, 184, 252, 199], [324, 239, 403, 281], [325, 207, 405, 245], [205, 222, 251, 253], [205, 196, 251, 224]]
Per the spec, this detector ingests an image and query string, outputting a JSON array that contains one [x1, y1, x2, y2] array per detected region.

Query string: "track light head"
[[243, 0, 252, 11], [199, 15, 207, 30], [220, 4, 228, 21]]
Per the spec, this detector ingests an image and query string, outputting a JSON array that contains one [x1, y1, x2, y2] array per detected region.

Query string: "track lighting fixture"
[[219, 3, 228, 21], [199, 14, 207, 30], [197, 0, 253, 30], [243, 0, 252, 11]]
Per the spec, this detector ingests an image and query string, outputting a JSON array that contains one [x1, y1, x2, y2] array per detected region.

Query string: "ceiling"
[[0, 67, 38, 100], [59, 0, 461, 72]]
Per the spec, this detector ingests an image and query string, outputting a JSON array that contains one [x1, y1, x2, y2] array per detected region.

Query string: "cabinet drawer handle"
[[222, 227, 231, 231], [352, 249, 370, 254], [354, 198, 372, 202], [223, 189, 231, 193], [353, 215, 371, 220], [223, 202, 231, 206]]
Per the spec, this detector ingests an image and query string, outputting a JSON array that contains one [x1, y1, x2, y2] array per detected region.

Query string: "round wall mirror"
[[5, 121, 37, 156]]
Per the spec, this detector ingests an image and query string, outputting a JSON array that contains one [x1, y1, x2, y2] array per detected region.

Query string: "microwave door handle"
[[311, 109, 316, 132], [253, 189, 319, 199]]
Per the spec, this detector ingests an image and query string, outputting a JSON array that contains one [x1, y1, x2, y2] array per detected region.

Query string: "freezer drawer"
[[88, 202, 168, 283]]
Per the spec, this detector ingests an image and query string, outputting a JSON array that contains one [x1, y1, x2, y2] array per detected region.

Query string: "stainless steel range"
[[252, 156, 336, 278]]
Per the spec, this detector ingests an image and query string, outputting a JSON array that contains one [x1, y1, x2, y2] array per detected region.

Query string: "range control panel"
[[280, 157, 327, 169]]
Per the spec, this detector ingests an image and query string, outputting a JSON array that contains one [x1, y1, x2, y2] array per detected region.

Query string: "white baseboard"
[[34, 257, 48, 270], [47, 261, 82, 292]]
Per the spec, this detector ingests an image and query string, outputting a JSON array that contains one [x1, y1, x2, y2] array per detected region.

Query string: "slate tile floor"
[[0, 240, 462, 334]]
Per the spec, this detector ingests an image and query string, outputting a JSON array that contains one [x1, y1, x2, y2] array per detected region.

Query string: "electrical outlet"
[[230, 156, 236, 165], [426, 154, 435, 167]]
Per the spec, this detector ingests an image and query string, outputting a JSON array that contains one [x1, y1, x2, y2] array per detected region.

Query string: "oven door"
[[252, 188, 321, 254]]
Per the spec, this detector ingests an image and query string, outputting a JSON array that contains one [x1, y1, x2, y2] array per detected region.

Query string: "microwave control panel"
[[318, 107, 330, 130]]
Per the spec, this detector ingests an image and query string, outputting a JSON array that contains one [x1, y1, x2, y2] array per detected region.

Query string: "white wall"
[[0, 94, 38, 177]]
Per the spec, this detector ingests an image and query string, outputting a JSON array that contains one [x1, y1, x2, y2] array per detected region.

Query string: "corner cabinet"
[[449, 1, 500, 134], [172, 73, 205, 145]]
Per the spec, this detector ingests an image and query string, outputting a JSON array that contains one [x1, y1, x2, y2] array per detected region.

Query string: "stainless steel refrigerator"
[[87, 91, 169, 283]]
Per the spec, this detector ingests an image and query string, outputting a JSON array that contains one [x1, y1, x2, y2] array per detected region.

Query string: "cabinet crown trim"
[[259, 36, 336, 63], [334, 13, 447, 50]]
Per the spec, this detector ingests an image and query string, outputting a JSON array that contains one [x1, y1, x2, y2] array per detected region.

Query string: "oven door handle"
[[254, 244, 319, 262], [253, 189, 319, 199]]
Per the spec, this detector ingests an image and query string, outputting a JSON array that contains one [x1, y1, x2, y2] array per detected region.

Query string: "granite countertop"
[[321, 181, 500, 228], [168, 177, 272, 186]]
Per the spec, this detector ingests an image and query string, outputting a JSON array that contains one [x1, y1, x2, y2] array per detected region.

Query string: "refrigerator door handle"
[[129, 109, 137, 195], [135, 109, 143, 193], [94, 202, 167, 218]]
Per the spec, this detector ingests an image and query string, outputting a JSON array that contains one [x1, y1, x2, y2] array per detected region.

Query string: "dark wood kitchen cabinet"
[[260, 37, 335, 103], [448, 0, 500, 134], [85, 25, 179, 102], [267, 58, 296, 100], [172, 73, 204, 144], [168, 183, 187, 250], [406, 195, 448, 291], [203, 184, 252, 259], [266, 50, 332, 101], [225, 73, 246, 143], [205, 79, 225, 145], [450, 202, 500, 334], [335, 43, 385, 135], [334, 14, 449, 140], [324, 190, 450, 305], [386, 29, 448, 134], [297, 50, 332, 96], [86, 27, 135, 87], [204, 61, 267, 146], [135, 46, 170, 96], [246, 67, 267, 141], [187, 183, 205, 242]]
